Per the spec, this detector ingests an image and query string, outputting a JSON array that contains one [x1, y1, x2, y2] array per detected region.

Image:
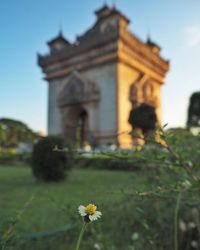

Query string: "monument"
[[38, 4, 169, 148]]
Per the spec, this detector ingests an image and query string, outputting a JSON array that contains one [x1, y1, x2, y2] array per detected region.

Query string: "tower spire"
[[112, 0, 116, 9], [58, 21, 63, 36], [147, 28, 151, 42]]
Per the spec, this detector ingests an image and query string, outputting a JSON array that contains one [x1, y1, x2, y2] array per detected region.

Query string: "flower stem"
[[75, 223, 87, 250]]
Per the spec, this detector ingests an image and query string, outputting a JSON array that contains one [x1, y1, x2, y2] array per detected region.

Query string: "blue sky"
[[0, 0, 200, 133]]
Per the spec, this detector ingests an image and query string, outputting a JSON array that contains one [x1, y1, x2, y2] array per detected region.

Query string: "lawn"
[[0, 165, 152, 250], [0, 163, 199, 250], [0, 165, 146, 225]]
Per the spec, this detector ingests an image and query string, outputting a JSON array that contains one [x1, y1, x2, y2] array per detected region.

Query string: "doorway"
[[63, 106, 88, 147], [76, 109, 88, 148]]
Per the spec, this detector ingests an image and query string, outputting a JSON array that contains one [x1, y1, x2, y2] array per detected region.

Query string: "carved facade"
[[38, 5, 169, 147]]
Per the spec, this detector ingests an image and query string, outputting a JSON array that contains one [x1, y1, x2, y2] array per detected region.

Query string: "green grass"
[[0, 165, 152, 250], [0, 165, 147, 231], [0, 164, 199, 250]]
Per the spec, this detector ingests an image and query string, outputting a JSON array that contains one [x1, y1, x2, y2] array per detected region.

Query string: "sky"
[[0, 0, 200, 133]]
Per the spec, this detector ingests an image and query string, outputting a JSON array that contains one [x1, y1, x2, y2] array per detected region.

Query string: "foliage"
[[159, 128, 200, 171], [1, 129, 200, 249], [31, 136, 71, 182], [76, 128, 200, 172], [75, 154, 141, 171], [128, 103, 157, 135], [0, 118, 38, 148], [187, 91, 200, 128], [0, 152, 31, 165], [0, 124, 6, 145]]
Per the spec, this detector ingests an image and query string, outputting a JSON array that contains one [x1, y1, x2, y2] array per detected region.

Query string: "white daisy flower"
[[78, 203, 102, 222]]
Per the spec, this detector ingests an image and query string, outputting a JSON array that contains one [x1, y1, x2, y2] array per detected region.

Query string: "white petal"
[[95, 211, 102, 218], [78, 205, 86, 216], [89, 211, 102, 221], [89, 214, 96, 221]]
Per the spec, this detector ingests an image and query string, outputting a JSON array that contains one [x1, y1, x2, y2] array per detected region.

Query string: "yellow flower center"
[[85, 204, 97, 215]]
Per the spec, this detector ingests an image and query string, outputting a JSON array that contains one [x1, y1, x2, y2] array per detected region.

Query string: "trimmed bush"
[[31, 136, 71, 182], [187, 91, 200, 128], [128, 103, 157, 135]]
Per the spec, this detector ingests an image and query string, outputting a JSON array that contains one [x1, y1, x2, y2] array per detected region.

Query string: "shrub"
[[31, 136, 71, 182], [75, 155, 143, 171], [187, 91, 200, 128], [128, 103, 157, 135]]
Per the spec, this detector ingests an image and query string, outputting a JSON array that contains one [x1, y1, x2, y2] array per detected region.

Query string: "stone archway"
[[62, 105, 89, 147], [57, 71, 100, 146]]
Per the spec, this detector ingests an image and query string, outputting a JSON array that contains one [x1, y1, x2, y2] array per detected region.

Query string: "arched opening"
[[62, 105, 89, 148], [58, 71, 100, 148]]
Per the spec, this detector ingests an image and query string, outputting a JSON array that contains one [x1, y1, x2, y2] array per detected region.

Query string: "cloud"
[[184, 25, 200, 48]]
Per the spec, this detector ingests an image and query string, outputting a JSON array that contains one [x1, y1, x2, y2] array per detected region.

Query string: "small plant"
[[75, 203, 102, 250], [31, 136, 71, 182]]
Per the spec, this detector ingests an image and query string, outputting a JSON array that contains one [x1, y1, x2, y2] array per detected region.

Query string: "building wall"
[[47, 60, 163, 147], [149, 80, 162, 125], [83, 63, 118, 141], [48, 63, 118, 144], [48, 78, 66, 134], [117, 62, 139, 147], [117, 62, 163, 147]]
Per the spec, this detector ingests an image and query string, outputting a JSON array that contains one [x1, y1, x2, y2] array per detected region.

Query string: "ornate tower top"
[[94, 4, 130, 24], [47, 31, 71, 54], [38, 4, 169, 83], [146, 36, 161, 55], [95, 4, 111, 18]]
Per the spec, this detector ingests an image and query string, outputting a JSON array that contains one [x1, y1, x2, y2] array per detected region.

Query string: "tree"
[[187, 92, 200, 128], [128, 103, 157, 135], [0, 118, 38, 148], [0, 124, 6, 148]]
